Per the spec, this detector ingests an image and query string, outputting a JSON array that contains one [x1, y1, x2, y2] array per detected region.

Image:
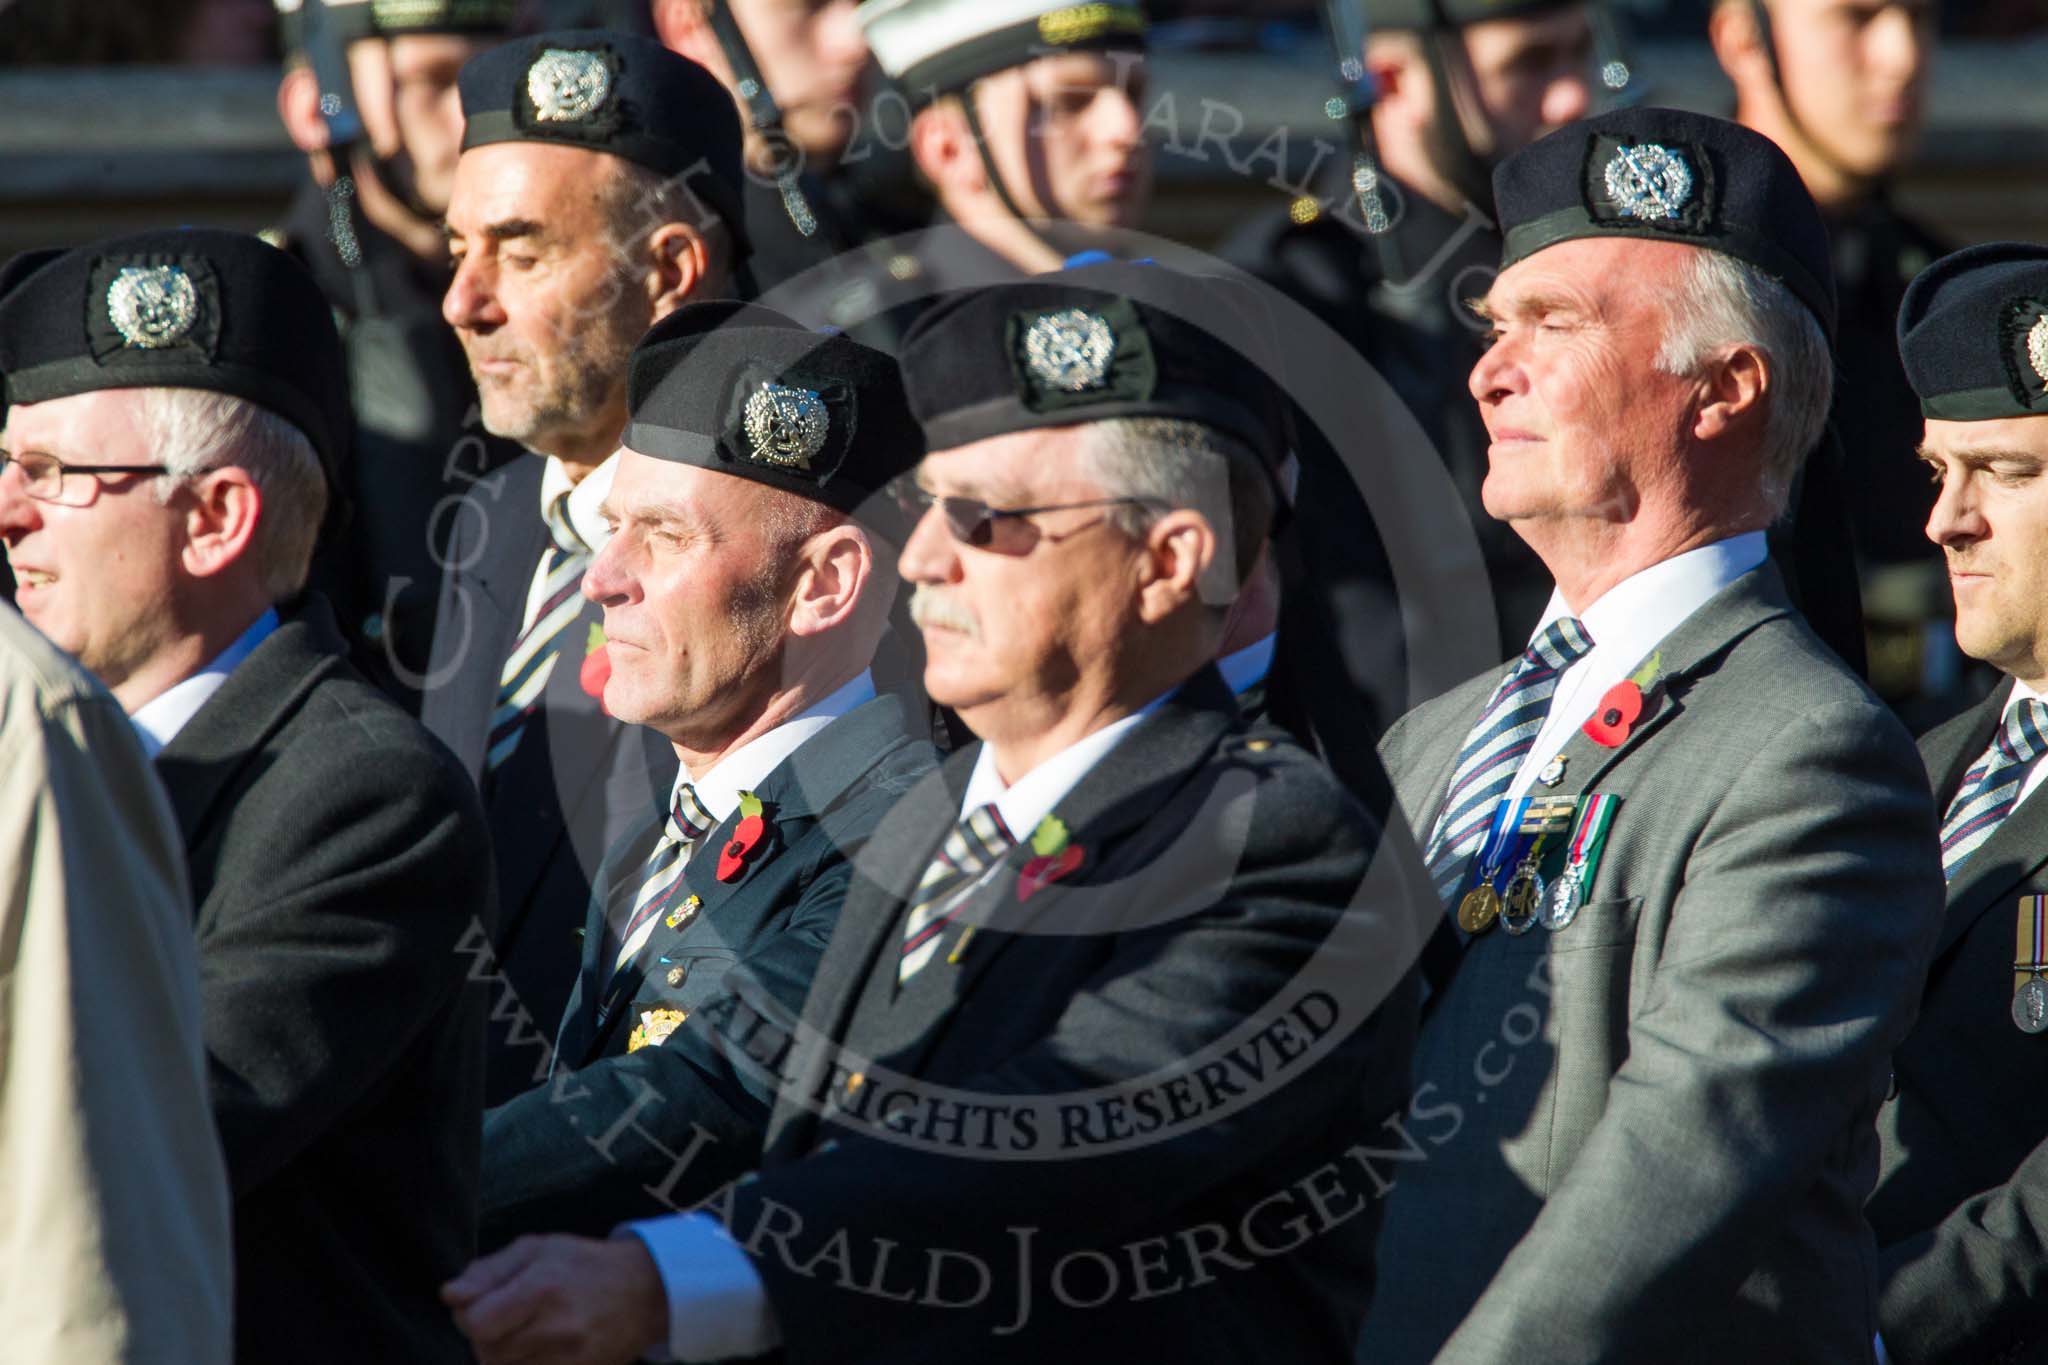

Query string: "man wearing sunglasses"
[[0, 228, 493, 1364], [466, 302, 937, 1260], [441, 264, 1422, 1365]]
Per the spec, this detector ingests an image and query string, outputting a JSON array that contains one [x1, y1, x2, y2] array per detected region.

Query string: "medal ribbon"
[[2016, 894, 2048, 996], [1561, 793, 1619, 892], [1468, 795, 1535, 896]]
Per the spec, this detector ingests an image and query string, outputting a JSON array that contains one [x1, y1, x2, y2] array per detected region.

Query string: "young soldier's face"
[[974, 52, 1152, 231]]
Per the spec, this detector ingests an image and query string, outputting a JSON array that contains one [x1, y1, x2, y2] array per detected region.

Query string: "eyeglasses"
[[0, 450, 170, 507], [893, 483, 1168, 555]]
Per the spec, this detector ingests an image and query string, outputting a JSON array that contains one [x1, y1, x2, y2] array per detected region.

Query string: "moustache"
[[909, 586, 982, 640]]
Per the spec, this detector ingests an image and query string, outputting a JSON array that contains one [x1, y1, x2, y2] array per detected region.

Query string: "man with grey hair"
[[1362, 109, 1943, 1362], [426, 32, 751, 1098], [0, 227, 494, 1365]]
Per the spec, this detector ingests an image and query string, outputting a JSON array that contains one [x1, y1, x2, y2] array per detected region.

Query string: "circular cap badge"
[[1603, 144, 1694, 222], [743, 383, 830, 469], [2026, 314, 2048, 389], [1023, 309, 1116, 392], [527, 48, 612, 123], [106, 265, 200, 349]]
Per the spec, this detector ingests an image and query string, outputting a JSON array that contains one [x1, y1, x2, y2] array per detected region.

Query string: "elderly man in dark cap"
[[1362, 108, 1943, 1362], [0, 227, 493, 1365], [1870, 242, 2048, 1365], [440, 263, 1422, 1365], [472, 302, 937, 1250], [426, 31, 751, 1100]]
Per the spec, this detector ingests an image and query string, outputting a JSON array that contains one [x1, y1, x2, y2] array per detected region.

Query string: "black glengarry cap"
[[1897, 242, 2048, 422]]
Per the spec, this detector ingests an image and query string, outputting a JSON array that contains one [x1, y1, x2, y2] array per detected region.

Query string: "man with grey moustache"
[[438, 263, 1421, 1365]]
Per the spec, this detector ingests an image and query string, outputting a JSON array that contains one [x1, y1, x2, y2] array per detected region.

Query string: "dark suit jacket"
[[1366, 563, 1942, 1364], [1873, 680, 2048, 1364], [712, 667, 1421, 1364], [477, 693, 938, 1245], [153, 593, 494, 1365], [420, 454, 677, 1103]]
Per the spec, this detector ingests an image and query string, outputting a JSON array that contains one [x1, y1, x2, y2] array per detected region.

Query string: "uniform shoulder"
[[0, 605, 105, 716]]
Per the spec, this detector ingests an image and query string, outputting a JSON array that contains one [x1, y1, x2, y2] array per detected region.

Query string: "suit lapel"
[[155, 595, 349, 859]]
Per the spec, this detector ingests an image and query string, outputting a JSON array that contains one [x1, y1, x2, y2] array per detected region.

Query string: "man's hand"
[[443, 1233, 668, 1365]]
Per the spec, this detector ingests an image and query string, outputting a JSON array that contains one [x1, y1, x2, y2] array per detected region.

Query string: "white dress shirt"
[[621, 686, 1172, 1362], [519, 452, 617, 632], [1504, 532, 1766, 804], [129, 608, 279, 759], [607, 671, 876, 949], [1216, 633, 1277, 697]]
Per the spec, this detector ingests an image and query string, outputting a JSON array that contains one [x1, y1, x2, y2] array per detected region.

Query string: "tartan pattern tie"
[[1423, 617, 1595, 905], [899, 804, 1015, 983], [612, 783, 717, 972], [1940, 698, 2048, 882], [486, 491, 592, 774]]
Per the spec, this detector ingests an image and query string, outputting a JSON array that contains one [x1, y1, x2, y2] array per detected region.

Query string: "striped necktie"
[[613, 782, 717, 972], [487, 490, 592, 774], [1940, 698, 2048, 882], [899, 804, 1015, 984], [1424, 617, 1596, 905]]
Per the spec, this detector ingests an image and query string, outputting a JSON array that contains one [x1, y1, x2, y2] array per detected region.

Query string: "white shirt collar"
[[1217, 633, 1277, 695], [130, 608, 279, 759], [1505, 532, 1767, 803], [672, 671, 876, 825], [959, 689, 1173, 840], [541, 450, 619, 555]]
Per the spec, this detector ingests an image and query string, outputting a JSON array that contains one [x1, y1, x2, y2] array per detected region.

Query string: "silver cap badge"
[[1023, 309, 1116, 392], [527, 48, 612, 123], [743, 384, 829, 469], [1603, 143, 1694, 222], [106, 266, 200, 349], [2027, 315, 2048, 388]]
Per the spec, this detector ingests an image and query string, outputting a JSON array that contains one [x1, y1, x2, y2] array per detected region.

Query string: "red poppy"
[[579, 623, 611, 716], [1017, 845, 1084, 903], [717, 797, 770, 882], [1583, 680, 1644, 748]]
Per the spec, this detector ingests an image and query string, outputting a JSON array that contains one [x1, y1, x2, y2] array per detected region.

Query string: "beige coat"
[[0, 604, 231, 1362]]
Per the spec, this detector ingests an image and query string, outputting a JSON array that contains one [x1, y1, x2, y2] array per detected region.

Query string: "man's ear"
[[645, 221, 713, 319], [278, 64, 336, 161], [1135, 509, 1217, 624], [788, 524, 875, 637], [651, 0, 724, 77], [1364, 34, 1431, 138], [1692, 342, 1770, 445], [909, 101, 980, 198], [180, 467, 263, 581], [1707, 0, 1770, 96]]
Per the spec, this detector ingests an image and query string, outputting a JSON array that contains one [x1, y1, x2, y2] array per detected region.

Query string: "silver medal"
[[106, 266, 199, 349], [2015, 975, 2048, 1035], [527, 48, 612, 123], [742, 383, 829, 469], [1022, 308, 1116, 392], [1603, 143, 1694, 222], [1501, 867, 1545, 935], [1541, 866, 1583, 932]]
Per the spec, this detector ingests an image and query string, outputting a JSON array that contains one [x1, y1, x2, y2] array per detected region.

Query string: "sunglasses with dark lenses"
[[893, 483, 1168, 555]]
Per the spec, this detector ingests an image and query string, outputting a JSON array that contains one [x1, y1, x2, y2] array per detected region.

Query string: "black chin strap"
[[957, 82, 1039, 229], [1746, 0, 1858, 199], [705, 0, 830, 242]]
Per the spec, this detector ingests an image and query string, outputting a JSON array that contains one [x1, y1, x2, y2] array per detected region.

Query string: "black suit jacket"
[[1874, 679, 2048, 1363], [712, 667, 1421, 1363], [477, 693, 938, 1245], [420, 454, 677, 1103], [153, 594, 494, 1365]]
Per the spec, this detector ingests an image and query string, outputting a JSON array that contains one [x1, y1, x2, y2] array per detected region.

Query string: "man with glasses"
[[473, 302, 937, 1252], [440, 264, 1421, 1365], [0, 228, 493, 1365]]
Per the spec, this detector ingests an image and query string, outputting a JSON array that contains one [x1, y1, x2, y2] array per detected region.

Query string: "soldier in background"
[[1225, 0, 1594, 660], [1710, 0, 1951, 715], [272, 0, 522, 709]]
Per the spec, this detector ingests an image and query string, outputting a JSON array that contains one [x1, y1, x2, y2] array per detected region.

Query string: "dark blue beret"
[[896, 261, 1293, 468], [1494, 106, 1837, 340], [1896, 242, 2048, 422], [622, 301, 922, 526], [458, 30, 748, 256], [0, 228, 350, 490]]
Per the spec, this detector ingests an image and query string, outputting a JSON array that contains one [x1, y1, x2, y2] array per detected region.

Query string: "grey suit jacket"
[[1362, 562, 1944, 1364], [1873, 680, 2048, 1364]]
